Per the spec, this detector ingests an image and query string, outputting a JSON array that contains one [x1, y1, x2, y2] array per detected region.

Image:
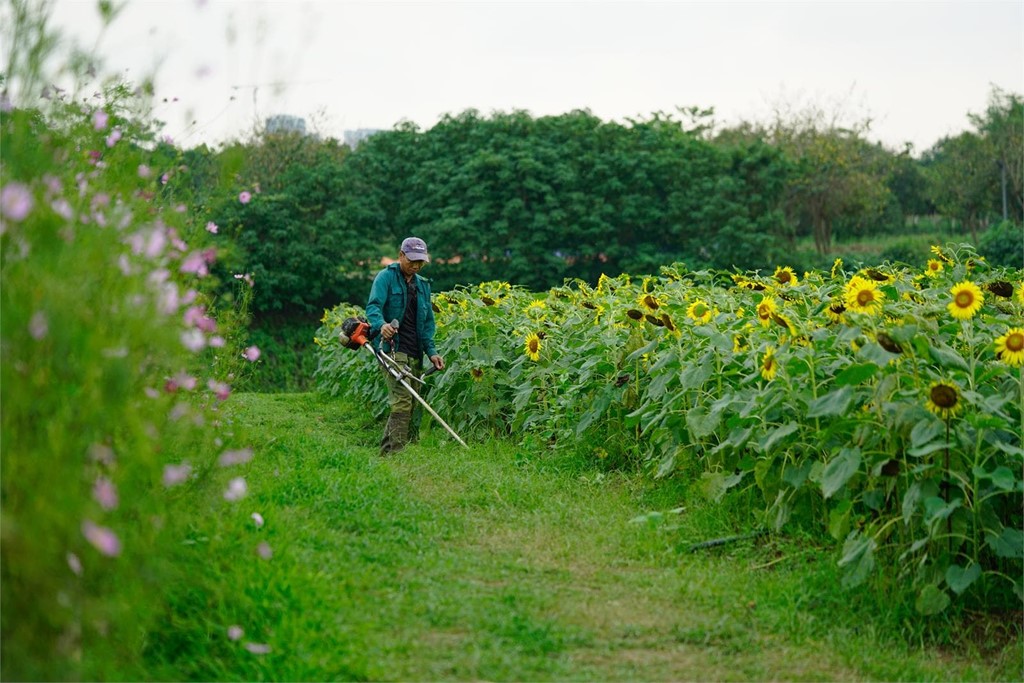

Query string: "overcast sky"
[[43, 0, 1024, 153]]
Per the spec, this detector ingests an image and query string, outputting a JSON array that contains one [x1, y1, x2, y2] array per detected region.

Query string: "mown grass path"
[[210, 393, 1020, 682]]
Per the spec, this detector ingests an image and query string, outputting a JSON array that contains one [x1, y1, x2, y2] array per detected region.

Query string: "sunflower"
[[524, 300, 547, 317], [470, 367, 484, 381], [825, 300, 847, 324], [756, 296, 777, 327], [625, 308, 644, 321], [947, 280, 984, 320], [925, 380, 963, 420], [638, 292, 663, 312], [830, 258, 844, 279], [524, 332, 541, 361], [687, 299, 713, 324], [987, 281, 1013, 298], [760, 346, 778, 380], [930, 245, 953, 264], [1017, 282, 1024, 306], [770, 311, 796, 336], [995, 327, 1024, 367], [660, 313, 678, 333], [844, 275, 884, 316], [774, 266, 798, 287], [924, 259, 944, 278], [733, 334, 748, 353]]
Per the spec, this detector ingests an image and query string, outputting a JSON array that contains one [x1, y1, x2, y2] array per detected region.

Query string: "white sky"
[[41, 0, 1024, 153]]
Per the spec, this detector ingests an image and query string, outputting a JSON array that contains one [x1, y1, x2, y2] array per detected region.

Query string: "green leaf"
[[986, 527, 1024, 559], [821, 447, 861, 499], [757, 422, 799, 453], [915, 584, 951, 615], [908, 441, 951, 457], [806, 386, 854, 418], [834, 363, 878, 387], [686, 405, 721, 440], [945, 562, 981, 595], [838, 533, 876, 588], [989, 466, 1017, 491], [829, 500, 853, 540], [928, 341, 970, 371], [909, 418, 944, 448], [700, 471, 744, 503]]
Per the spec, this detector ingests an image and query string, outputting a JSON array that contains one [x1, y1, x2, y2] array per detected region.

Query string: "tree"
[[923, 131, 998, 243], [969, 87, 1023, 222]]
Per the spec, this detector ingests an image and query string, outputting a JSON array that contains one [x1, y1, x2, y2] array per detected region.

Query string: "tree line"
[[169, 88, 1021, 319]]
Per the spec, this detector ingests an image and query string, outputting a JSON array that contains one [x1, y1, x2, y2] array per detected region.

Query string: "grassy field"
[[155, 392, 1022, 681]]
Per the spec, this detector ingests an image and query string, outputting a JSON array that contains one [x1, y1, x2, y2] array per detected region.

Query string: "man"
[[365, 236, 445, 455]]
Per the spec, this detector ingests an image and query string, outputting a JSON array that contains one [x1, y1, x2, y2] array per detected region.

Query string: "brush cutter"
[[339, 316, 468, 449]]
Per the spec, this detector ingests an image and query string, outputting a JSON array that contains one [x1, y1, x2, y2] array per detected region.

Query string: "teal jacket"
[[366, 263, 438, 358]]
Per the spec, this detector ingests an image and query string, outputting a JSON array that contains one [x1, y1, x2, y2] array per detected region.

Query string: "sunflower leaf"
[[928, 341, 970, 371], [834, 363, 878, 387], [806, 386, 854, 418]]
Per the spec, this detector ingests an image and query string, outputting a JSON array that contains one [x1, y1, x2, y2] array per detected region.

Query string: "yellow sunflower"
[[687, 299, 713, 324], [524, 332, 541, 361], [470, 367, 484, 381], [930, 245, 953, 264], [756, 296, 777, 327], [638, 292, 663, 312], [925, 380, 963, 420], [844, 275, 884, 316], [770, 312, 797, 336], [761, 346, 778, 380], [831, 258, 844, 279], [625, 308, 644, 321], [995, 327, 1024, 367], [733, 334, 748, 353], [524, 300, 547, 317], [924, 259, 944, 278], [1017, 282, 1024, 306], [774, 266, 798, 287], [825, 300, 847, 324], [947, 280, 984, 320]]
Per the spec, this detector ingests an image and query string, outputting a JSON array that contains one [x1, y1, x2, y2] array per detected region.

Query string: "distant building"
[[343, 128, 381, 148], [265, 115, 306, 135]]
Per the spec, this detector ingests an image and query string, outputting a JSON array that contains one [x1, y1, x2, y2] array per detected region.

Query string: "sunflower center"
[[857, 290, 874, 305], [1007, 332, 1024, 353], [955, 291, 974, 308], [929, 262, 940, 271], [930, 384, 958, 409], [528, 339, 539, 353], [777, 271, 791, 284], [643, 295, 658, 310], [758, 305, 770, 319]]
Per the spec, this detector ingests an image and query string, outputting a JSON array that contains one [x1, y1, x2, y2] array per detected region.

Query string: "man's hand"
[[381, 322, 397, 340], [429, 354, 445, 371]]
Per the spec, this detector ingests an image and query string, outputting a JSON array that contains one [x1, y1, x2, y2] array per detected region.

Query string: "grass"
[[145, 392, 1022, 681]]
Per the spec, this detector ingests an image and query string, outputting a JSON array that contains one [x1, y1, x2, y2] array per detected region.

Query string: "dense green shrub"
[[978, 220, 1024, 267]]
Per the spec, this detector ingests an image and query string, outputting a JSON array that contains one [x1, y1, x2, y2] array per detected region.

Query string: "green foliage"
[[317, 244, 1024, 614], [0, 8, 258, 678], [978, 220, 1024, 268]]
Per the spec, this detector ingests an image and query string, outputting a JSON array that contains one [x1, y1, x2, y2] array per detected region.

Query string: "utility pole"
[[998, 160, 1008, 221]]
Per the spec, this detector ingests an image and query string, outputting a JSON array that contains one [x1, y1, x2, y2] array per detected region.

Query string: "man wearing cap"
[[365, 236, 445, 455]]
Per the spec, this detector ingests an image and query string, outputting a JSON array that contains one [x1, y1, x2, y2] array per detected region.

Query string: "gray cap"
[[400, 236, 430, 262]]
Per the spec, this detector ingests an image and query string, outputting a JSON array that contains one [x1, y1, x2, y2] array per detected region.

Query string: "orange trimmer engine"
[[339, 316, 372, 349]]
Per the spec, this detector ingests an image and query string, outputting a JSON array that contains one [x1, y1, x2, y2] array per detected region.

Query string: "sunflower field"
[[315, 244, 1024, 614]]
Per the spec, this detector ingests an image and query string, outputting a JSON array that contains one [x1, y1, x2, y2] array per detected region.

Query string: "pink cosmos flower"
[[92, 477, 118, 511], [251, 512, 265, 528], [219, 448, 253, 467], [81, 520, 121, 557], [233, 273, 255, 287], [1, 182, 33, 221], [67, 552, 83, 576], [243, 346, 261, 362], [163, 462, 192, 487], [51, 198, 73, 220], [180, 251, 209, 277], [209, 336, 226, 348], [181, 329, 206, 352], [161, 173, 169, 185], [137, 164, 152, 178], [256, 542, 272, 560], [208, 379, 231, 401], [224, 477, 247, 501], [244, 642, 271, 655], [92, 109, 108, 130], [227, 625, 244, 641], [106, 128, 122, 147], [28, 311, 48, 340], [206, 221, 219, 234], [238, 191, 251, 204]]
